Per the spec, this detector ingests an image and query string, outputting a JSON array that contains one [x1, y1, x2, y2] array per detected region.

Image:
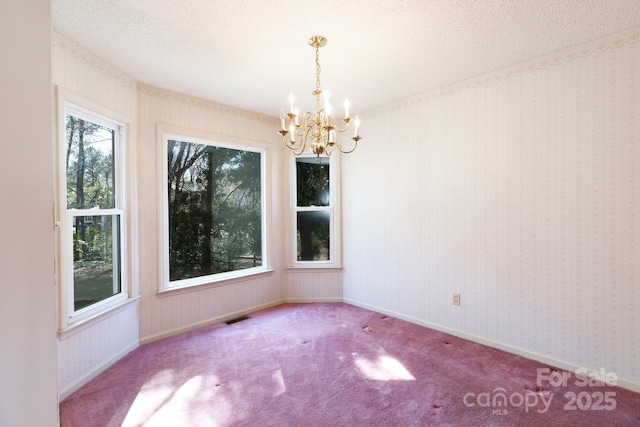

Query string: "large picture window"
[[161, 134, 266, 290], [60, 104, 128, 324]]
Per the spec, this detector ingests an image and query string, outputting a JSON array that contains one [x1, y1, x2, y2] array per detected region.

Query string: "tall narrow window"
[[61, 105, 127, 322], [292, 156, 340, 266], [161, 135, 266, 290]]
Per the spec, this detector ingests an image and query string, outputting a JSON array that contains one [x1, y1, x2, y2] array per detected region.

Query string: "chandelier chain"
[[315, 44, 322, 97]]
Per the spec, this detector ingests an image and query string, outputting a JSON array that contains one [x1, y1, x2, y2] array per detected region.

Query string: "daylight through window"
[[164, 138, 265, 288], [294, 156, 334, 263], [63, 108, 126, 320]]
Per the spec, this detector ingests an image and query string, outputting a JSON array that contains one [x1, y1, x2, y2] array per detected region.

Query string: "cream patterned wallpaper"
[[285, 269, 343, 302], [343, 28, 640, 390], [52, 32, 140, 398], [136, 84, 286, 341]]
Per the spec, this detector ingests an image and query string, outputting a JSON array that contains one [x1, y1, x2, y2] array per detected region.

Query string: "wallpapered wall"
[[136, 83, 284, 341], [343, 29, 640, 390], [52, 32, 140, 398], [285, 269, 343, 302]]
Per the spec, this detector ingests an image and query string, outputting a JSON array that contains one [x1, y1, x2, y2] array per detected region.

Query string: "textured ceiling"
[[52, 0, 640, 117]]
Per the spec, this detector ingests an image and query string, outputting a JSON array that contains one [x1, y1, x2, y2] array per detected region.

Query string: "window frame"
[[289, 152, 342, 269], [157, 125, 270, 293], [56, 90, 135, 329]]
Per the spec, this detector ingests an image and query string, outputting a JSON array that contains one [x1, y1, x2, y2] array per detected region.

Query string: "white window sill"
[[286, 266, 343, 273], [157, 268, 276, 297]]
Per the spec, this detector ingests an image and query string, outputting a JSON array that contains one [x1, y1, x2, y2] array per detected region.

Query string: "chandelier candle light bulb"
[[278, 35, 362, 156], [288, 93, 295, 114]]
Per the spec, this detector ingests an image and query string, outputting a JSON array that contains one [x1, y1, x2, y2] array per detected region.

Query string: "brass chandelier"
[[278, 35, 361, 156]]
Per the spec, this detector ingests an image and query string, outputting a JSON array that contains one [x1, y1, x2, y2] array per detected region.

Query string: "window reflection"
[[296, 211, 330, 261]]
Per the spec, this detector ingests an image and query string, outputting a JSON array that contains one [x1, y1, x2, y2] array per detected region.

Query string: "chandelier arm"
[[333, 121, 351, 133], [334, 139, 359, 154], [286, 132, 307, 156], [303, 111, 315, 125], [291, 143, 307, 156], [283, 123, 305, 154], [294, 125, 318, 156], [325, 143, 333, 156], [283, 137, 302, 153]]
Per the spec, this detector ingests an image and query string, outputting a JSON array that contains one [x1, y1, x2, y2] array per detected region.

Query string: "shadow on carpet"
[[60, 303, 640, 426]]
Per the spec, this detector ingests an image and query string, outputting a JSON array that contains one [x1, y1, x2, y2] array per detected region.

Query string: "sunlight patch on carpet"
[[355, 355, 416, 381], [121, 369, 177, 426], [272, 369, 286, 396], [122, 373, 236, 427]]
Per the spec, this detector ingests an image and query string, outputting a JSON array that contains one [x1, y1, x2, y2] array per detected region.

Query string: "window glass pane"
[[297, 211, 330, 261], [167, 139, 262, 282], [73, 215, 121, 310], [66, 115, 116, 209], [296, 157, 330, 207]]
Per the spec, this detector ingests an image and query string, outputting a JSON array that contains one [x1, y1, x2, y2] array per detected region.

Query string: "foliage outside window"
[[63, 108, 126, 320], [294, 156, 335, 263], [164, 137, 265, 288]]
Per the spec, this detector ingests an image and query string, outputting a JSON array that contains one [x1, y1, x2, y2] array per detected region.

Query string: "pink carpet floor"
[[60, 303, 640, 426]]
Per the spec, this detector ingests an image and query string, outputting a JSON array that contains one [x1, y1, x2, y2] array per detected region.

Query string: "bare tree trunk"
[[76, 120, 86, 243], [66, 116, 76, 173], [202, 150, 213, 271]]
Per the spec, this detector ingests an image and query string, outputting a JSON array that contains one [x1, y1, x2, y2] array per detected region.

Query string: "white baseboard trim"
[[283, 297, 343, 303], [139, 299, 285, 345], [58, 341, 139, 401], [344, 298, 640, 394]]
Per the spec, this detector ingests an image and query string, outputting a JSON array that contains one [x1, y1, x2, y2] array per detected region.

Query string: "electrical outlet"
[[452, 293, 461, 306]]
